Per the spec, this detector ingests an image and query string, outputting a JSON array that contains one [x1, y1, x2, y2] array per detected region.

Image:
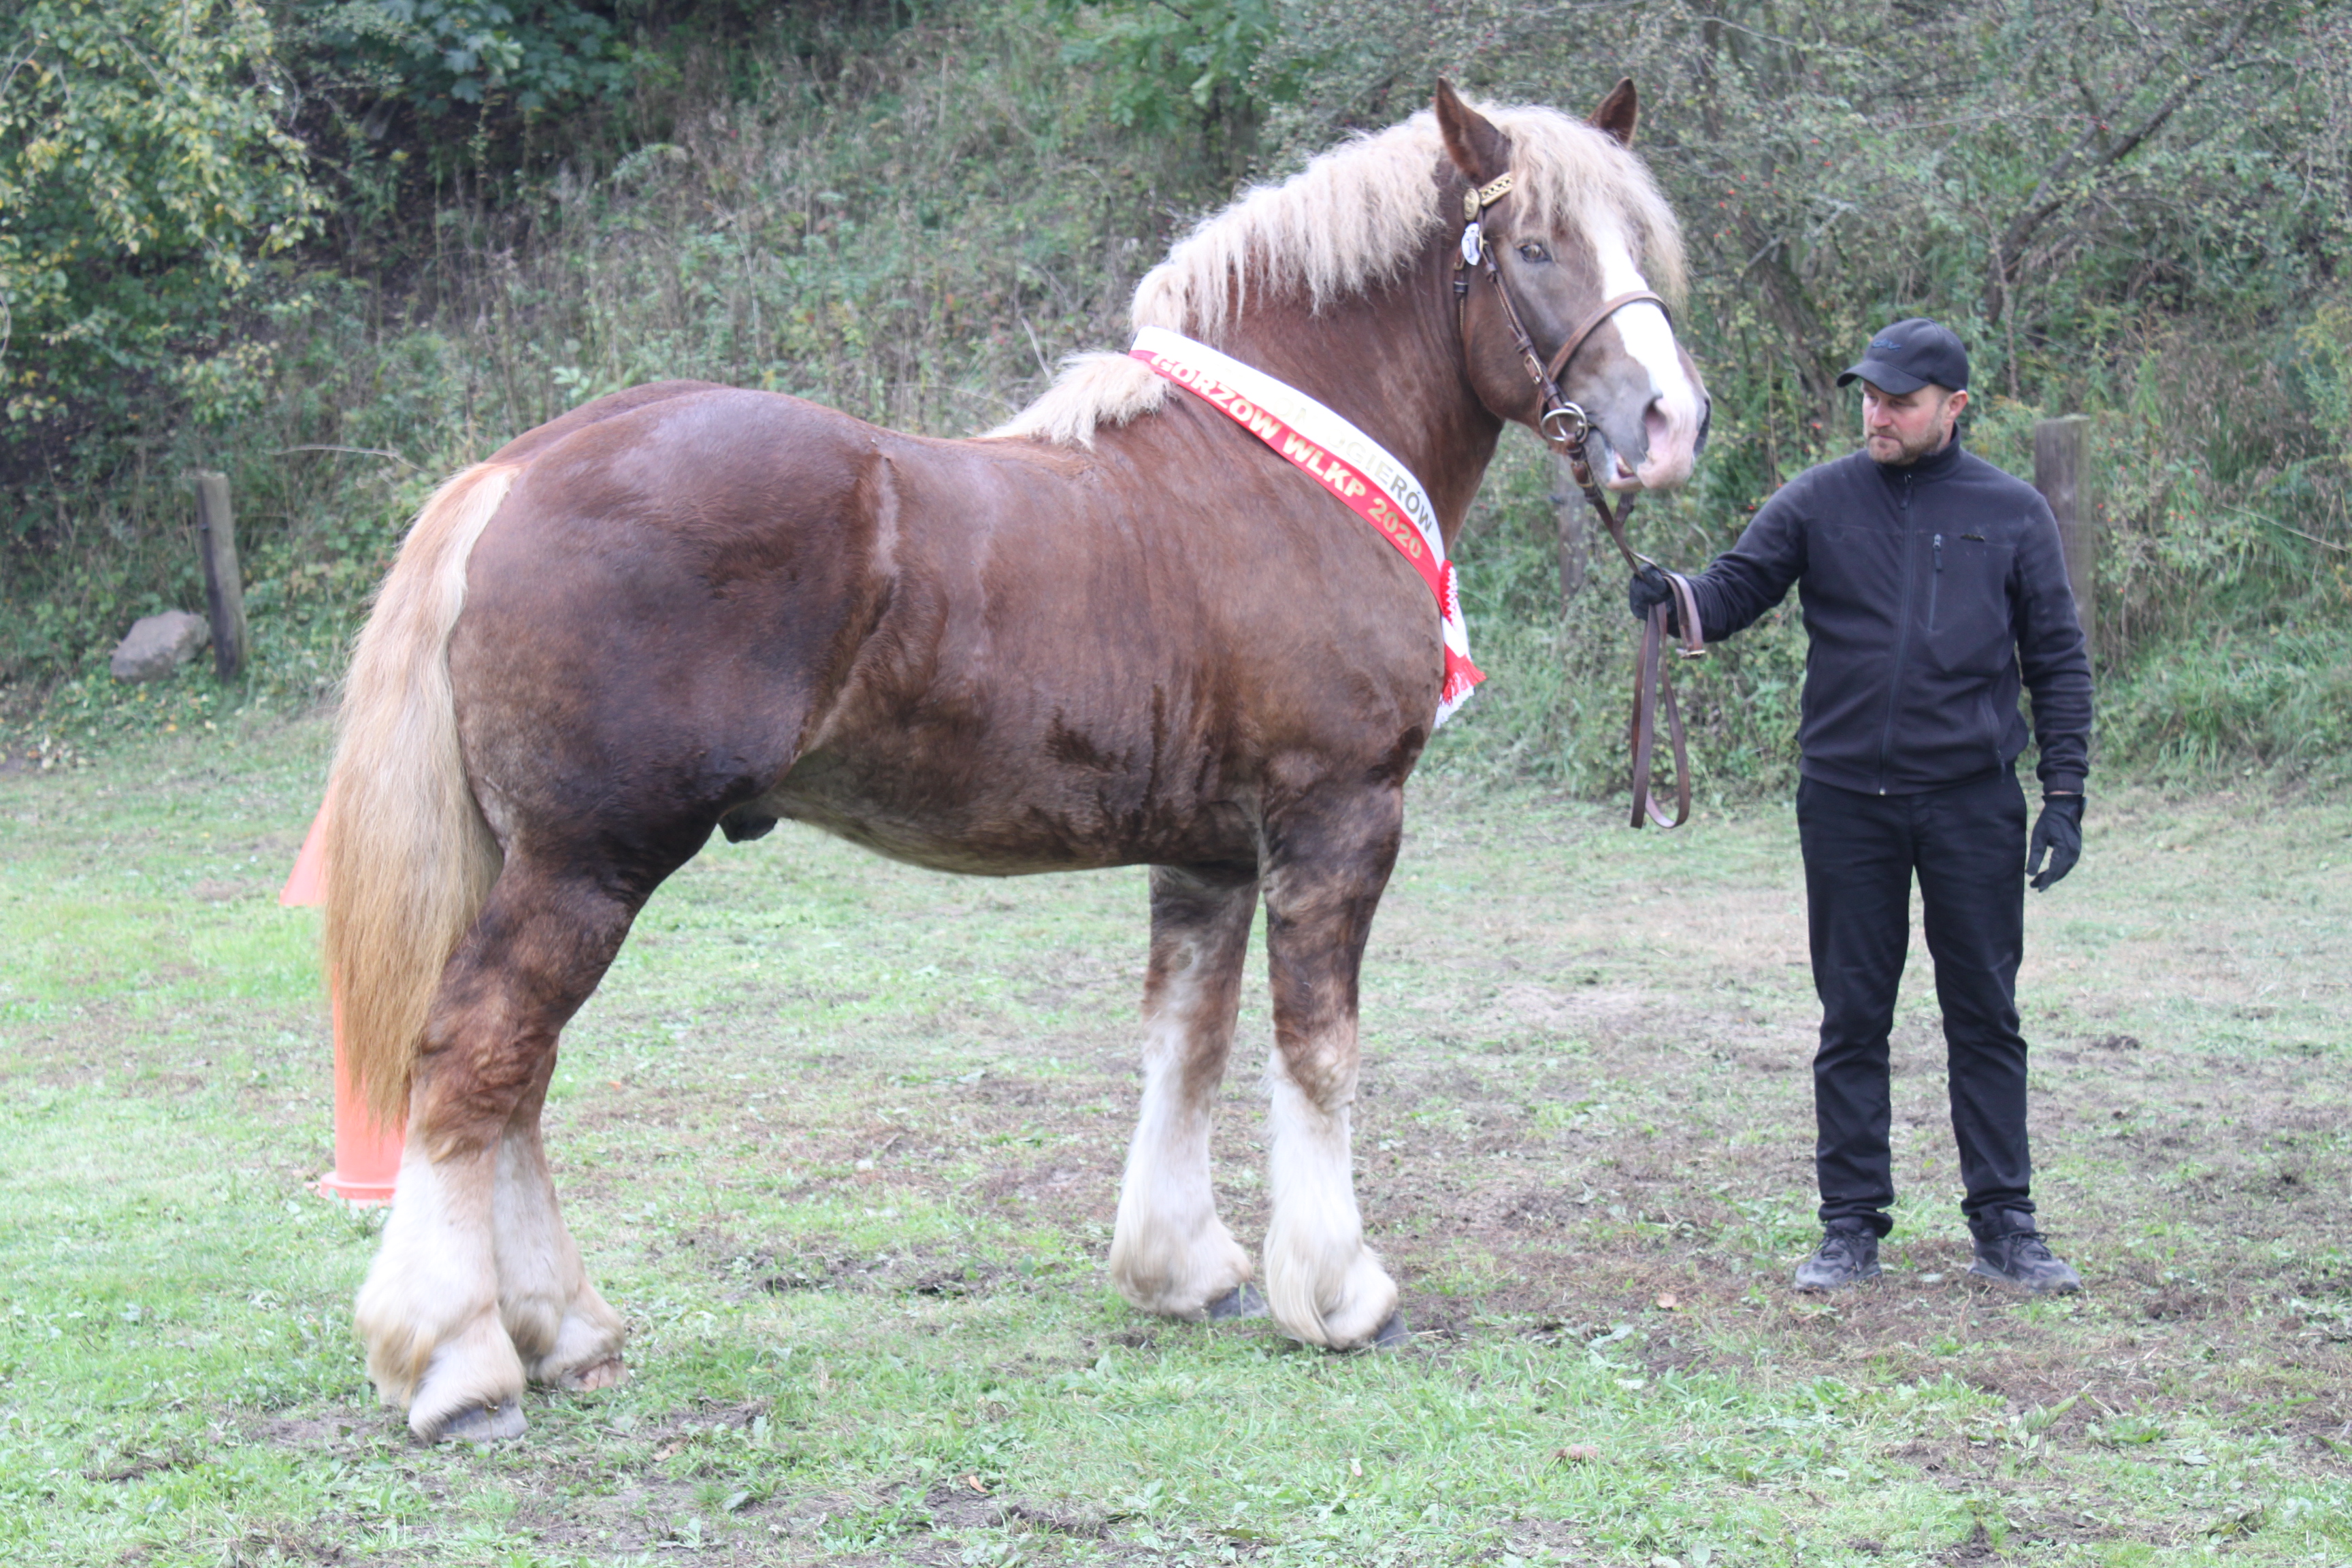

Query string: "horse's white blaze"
[[1591, 216, 1702, 491], [1111, 968, 1251, 1316], [1262, 1064, 1397, 1348], [492, 1120, 624, 1384], [355, 1144, 521, 1435]]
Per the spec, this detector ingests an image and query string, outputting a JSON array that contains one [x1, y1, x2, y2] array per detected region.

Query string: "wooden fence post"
[[2031, 416, 2095, 659], [1550, 451, 1589, 613], [194, 470, 248, 681]]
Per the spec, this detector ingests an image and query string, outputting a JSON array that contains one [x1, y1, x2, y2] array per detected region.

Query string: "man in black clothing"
[[1631, 318, 2093, 1294]]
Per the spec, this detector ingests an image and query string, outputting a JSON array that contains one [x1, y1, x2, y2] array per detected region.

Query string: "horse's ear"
[[1589, 77, 1638, 148], [1435, 80, 1509, 184]]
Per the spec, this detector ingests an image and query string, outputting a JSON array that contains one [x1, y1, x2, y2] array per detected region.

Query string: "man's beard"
[[1868, 423, 1951, 466]]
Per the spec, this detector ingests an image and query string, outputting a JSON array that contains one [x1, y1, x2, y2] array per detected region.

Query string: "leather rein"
[[1452, 171, 1705, 829]]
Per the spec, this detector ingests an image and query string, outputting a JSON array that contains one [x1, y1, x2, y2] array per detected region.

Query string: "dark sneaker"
[[1793, 1227, 1881, 1290], [1969, 1216, 2082, 1294]]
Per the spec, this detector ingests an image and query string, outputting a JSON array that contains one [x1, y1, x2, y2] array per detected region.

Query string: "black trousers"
[[1795, 769, 2034, 1239]]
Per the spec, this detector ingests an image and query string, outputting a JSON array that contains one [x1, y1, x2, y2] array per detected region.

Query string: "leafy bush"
[[2302, 299, 2352, 459], [290, 0, 635, 127], [1043, 0, 1309, 165], [0, 0, 320, 433]]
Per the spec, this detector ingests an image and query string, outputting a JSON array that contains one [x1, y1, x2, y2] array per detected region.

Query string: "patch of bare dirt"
[[82, 1446, 207, 1484], [924, 1478, 1112, 1537], [740, 1241, 1024, 1301]]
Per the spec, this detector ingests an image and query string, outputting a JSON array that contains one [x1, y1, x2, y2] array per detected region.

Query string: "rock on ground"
[[110, 610, 210, 681]]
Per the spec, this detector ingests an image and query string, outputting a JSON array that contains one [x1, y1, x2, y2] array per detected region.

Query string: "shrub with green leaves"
[[293, 0, 634, 125], [0, 0, 320, 436], [1044, 0, 1311, 166]]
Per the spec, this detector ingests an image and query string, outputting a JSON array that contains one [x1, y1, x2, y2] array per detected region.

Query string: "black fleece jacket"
[[1686, 436, 2092, 796]]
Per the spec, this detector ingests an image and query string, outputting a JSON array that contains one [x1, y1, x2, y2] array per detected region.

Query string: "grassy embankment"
[[3, 718, 2347, 1565]]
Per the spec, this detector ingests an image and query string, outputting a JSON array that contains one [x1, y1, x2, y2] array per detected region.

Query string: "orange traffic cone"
[[283, 806, 403, 1205]]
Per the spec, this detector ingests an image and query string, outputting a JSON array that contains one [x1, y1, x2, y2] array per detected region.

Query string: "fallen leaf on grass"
[[965, 1473, 989, 1494], [2202, 1504, 2263, 1538], [1554, 1444, 1601, 1463], [1656, 1292, 1679, 1310]]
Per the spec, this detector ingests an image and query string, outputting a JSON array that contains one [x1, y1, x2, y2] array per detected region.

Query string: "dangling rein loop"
[[1454, 173, 1705, 828], [1576, 452, 1705, 830]]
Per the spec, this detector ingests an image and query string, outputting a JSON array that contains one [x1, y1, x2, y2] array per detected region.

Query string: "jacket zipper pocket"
[[1928, 533, 1943, 632]]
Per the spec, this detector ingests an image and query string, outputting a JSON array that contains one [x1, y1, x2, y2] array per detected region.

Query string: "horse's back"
[[483, 380, 734, 468]]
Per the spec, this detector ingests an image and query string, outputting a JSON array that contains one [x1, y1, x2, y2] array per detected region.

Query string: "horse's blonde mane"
[[989, 99, 1688, 448]]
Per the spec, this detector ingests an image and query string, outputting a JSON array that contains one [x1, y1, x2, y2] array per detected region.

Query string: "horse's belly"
[[762, 749, 1256, 877]]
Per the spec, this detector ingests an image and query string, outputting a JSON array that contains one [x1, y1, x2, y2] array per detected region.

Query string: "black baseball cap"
[[1837, 318, 1970, 395]]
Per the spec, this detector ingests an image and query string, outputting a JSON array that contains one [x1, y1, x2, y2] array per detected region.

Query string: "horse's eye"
[[1516, 241, 1552, 263]]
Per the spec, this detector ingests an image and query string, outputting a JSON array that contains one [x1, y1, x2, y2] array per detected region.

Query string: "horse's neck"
[[1218, 255, 1502, 546]]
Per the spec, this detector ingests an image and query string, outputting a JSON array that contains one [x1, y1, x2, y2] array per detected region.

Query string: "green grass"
[[3, 718, 2349, 1565]]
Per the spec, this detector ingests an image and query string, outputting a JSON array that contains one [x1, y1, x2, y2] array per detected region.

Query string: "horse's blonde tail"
[[323, 463, 521, 1130]]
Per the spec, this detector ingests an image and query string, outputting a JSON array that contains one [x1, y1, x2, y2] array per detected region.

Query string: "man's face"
[[1860, 381, 1967, 466]]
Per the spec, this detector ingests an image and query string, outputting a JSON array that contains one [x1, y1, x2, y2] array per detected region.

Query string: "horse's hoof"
[[425, 1396, 525, 1445], [1368, 1311, 1411, 1350], [1205, 1284, 1268, 1321], [555, 1355, 627, 1392]]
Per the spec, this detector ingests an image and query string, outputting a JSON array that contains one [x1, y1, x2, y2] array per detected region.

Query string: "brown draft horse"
[[323, 81, 1708, 1442]]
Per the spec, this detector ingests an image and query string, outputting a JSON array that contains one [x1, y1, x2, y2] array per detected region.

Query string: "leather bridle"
[[1453, 171, 1705, 829]]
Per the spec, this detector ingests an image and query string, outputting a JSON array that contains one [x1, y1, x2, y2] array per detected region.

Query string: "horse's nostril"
[[1644, 398, 1671, 460]]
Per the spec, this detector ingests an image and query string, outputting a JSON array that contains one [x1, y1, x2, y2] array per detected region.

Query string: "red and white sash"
[[1130, 326, 1484, 725]]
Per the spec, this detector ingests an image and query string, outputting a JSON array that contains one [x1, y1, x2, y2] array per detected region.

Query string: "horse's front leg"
[[1258, 794, 1405, 1350], [1110, 863, 1260, 1319], [354, 866, 634, 1442]]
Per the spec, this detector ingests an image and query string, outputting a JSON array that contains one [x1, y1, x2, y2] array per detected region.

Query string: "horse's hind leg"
[[1258, 793, 1404, 1350], [355, 864, 637, 1442], [494, 1051, 625, 1392], [1109, 864, 1258, 1319]]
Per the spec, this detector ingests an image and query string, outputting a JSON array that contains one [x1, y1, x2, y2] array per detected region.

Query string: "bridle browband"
[[1453, 169, 1705, 829]]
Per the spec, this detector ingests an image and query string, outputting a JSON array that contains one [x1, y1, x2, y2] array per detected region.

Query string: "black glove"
[[1627, 567, 1676, 626], [2026, 794, 2083, 892]]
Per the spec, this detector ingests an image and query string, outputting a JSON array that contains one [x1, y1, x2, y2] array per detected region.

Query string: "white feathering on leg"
[[1110, 970, 1252, 1316], [492, 1115, 625, 1388], [1261, 1063, 1396, 1348], [355, 1143, 525, 1437]]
